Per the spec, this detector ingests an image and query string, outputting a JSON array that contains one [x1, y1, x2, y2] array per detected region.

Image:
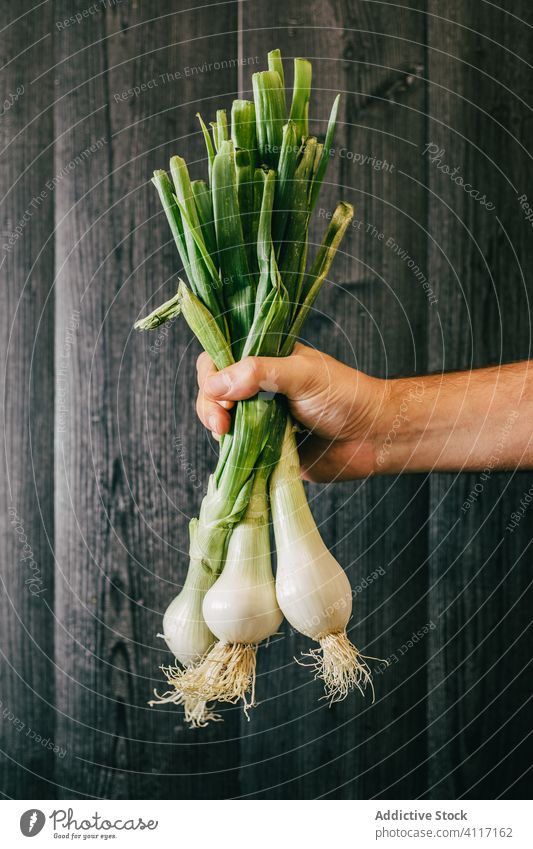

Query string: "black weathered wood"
[[53, 0, 241, 799], [1, 0, 533, 801], [0, 1, 56, 798], [426, 0, 533, 799]]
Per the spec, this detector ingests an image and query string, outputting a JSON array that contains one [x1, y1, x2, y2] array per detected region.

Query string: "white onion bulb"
[[203, 491, 283, 644], [162, 567, 215, 667], [274, 514, 352, 639], [270, 422, 373, 702]]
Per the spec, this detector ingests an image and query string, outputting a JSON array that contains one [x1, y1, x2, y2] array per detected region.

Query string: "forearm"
[[374, 361, 533, 474]]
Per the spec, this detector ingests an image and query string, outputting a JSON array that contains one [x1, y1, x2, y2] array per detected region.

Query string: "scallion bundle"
[[136, 50, 373, 726]]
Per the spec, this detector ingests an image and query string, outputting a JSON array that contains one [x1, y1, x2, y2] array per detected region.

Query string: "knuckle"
[[295, 354, 320, 396], [243, 356, 261, 385], [292, 352, 311, 376]]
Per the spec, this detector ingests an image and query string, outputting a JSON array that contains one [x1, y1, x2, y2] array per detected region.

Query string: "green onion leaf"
[[216, 109, 229, 144], [231, 100, 259, 273], [252, 70, 286, 169], [134, 291, 181, 331], [267, 49, 286, 111], [289, 58, 312, 141], [272, 120, 300, 249], [250, 167, 267, 259], [235, 149, 255, 274], [243, 274, 290, 358], [151, 170, 190, 277], [309, 94, 340, 211], [191, 179, 217, 259], [172, 193, 221, 293], [196, 112, 216, 184], [281, 201, 354, 354], [177, 280, 233, 370], [170, 156, 225, 332], [278, 137, 318, 301], [255, 168, 276, 312], [231, 99, 257, 165], [211, 140, 253, 356]]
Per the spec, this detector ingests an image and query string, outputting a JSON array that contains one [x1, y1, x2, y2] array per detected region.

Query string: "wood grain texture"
[[426, 0, 533, 799], [0, 0, 532, 801], [0, 1, 56, 798], [52, 0, 240, 799]]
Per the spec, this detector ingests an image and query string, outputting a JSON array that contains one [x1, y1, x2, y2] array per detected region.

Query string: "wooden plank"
[[0, 2, 56, 798], [239, 0, 430, 799], [426, 0, 533, 798], [53, 0, 240, 798]]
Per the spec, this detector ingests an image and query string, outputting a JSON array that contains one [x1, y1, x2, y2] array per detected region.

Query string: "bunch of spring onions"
[[135, 49, 373, 726]]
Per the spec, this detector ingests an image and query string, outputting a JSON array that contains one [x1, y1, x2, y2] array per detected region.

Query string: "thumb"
[[204, 347, 313, 402]]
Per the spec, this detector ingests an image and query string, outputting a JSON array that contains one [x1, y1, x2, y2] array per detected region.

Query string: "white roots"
[[299, 631, 375, 705], [151, 633, 376, 725], [148, 670, 221, 728], [182, 641, 257, 714], [150, 641, 258, 725]]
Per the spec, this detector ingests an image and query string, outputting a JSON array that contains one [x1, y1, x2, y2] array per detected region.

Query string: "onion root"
[[148, 670, 222, 728], [153, 641, 258, 721], [299, 631, 375, 704]]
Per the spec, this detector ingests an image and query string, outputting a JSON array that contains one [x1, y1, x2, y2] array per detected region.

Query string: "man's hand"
[[196, 343, 389, 481], [196, 344, 533, 480]]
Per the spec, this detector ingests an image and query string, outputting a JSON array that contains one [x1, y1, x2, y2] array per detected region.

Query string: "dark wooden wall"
[[1, 0, 532, 800]]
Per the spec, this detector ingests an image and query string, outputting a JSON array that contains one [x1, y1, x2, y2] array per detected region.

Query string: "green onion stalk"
[[137, 50, 370, 727]]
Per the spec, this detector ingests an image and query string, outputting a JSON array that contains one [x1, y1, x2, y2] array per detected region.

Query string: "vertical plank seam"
[[423, 0, 432, 793]]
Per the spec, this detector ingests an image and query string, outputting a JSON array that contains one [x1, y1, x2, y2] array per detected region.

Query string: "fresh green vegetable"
[[137, 49, 370, 727]]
